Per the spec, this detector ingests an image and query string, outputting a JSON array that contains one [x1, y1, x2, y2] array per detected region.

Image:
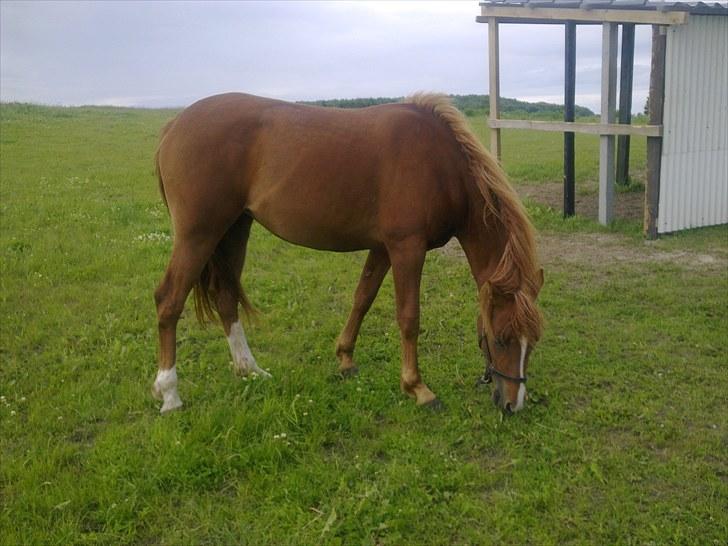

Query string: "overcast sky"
[[1, 0, 654, 113]]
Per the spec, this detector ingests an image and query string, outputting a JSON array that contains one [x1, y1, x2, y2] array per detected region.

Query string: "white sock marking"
[[153, 366, 183, 413], [515, 337, 528, 412], [227, 320, 271, 378]]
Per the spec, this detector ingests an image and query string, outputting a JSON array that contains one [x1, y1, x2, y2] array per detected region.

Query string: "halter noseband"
[[477, 332, 527, 385]]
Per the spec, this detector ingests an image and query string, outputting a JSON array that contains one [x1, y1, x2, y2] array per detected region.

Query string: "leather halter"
[[477, 332, 528, 385]]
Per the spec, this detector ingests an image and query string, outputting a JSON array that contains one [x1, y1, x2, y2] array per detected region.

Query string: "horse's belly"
[[247, 189, 378, 252], [255, 215, 374, 251]]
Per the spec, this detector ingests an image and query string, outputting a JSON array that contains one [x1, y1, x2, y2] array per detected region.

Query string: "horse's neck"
[[457, 209, 509, 290]]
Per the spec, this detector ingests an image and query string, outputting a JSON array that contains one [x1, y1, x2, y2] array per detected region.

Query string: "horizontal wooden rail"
[[488, 118, 663, 137], [477, 7, 688, 25]]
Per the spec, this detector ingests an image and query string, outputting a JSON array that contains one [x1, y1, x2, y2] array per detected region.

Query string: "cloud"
[[1, 0, 652, 113]]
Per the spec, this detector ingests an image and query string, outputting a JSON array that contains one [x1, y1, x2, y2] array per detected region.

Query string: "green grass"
[[1, 103, 726, 545]]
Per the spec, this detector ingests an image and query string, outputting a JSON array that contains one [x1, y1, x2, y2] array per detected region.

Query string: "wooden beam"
[[599, 22, 618, 225], [617, 23, 635, 185], [645, 25, 666, 239], [488, 17, 501, 161], [477, 6, 688, 26], [488, 118, 662, 137], [477, 16, 602, 25], [564, 21, 576, 218]]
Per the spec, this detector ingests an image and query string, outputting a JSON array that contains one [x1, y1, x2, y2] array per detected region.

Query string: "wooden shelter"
[[476, 0, 728, 237]]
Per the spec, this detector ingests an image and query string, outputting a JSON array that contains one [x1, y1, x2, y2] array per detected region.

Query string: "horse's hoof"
[[339, 366, 359, 379], [153, 384, 183, 414], [160, 398, 183, 414], [422, 398, 445, 412]]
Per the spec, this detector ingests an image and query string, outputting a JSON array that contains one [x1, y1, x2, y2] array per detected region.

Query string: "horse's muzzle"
[[492, 378, 525, 414]]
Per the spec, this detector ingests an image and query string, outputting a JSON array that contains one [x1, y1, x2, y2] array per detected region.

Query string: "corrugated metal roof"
[[480, 1, 728, 16]]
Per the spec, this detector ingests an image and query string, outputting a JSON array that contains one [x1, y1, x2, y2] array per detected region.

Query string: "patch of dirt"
[[441, 226, 727, 272], [438, 180, 727, 271], [536, 232, 725, 270], [518, 181, 644, 223]]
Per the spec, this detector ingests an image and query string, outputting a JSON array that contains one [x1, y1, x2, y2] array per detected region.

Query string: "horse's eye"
[[494, 337, 506, 350]]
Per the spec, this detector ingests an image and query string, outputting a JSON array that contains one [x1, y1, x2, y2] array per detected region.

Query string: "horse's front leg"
[[388, 239, 438, 407], [336, 248, 390, 376]]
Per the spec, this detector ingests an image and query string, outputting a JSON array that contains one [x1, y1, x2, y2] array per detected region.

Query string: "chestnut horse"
[[151, 93, 544, 414]]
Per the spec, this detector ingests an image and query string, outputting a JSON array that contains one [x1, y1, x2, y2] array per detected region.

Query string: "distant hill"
[[300, 94, 595, 118]]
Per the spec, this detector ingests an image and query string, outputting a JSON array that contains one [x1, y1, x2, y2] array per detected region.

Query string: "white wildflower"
[[136, 231, 171, 243]]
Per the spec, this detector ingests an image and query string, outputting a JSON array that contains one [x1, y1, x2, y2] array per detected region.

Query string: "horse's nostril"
[[504, 402, 513, 414]]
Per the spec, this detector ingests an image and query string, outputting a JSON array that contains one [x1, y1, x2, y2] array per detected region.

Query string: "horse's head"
[[477, 269, 544, 413]]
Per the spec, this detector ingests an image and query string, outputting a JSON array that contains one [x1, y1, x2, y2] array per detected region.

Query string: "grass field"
[[1, 103, 726, 545]]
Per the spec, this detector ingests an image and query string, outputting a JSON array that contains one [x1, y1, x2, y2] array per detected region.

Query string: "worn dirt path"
[[441, 229, 727, 272], [517, 181, 644, 223], [438, 182, 727, 272]]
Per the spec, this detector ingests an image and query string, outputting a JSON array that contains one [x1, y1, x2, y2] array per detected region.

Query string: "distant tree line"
[[301, 97, 398, 109], [299, 94, 595, 117]]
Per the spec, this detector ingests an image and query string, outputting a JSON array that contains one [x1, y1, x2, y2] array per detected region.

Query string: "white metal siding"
[[658, 15, 728, 233]]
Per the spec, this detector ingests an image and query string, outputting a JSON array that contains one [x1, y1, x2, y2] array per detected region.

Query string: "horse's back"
[[157, 93, 470, 250]]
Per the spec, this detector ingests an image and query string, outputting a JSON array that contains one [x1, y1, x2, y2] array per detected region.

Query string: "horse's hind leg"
[[213, 215, 270, 378], [153, 234, 219, 413], [336, 248, 390, 376]]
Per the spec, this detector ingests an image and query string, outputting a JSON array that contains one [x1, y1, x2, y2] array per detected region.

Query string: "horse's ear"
[[478, 282, 496, 337], [480, 281, 509, 309]]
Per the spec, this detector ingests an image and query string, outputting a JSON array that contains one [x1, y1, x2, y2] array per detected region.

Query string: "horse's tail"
[[155, 116, 178, 209], [192, 239, 256, 325], [407, 93, 543, 340], [155, 115, 255, 325]]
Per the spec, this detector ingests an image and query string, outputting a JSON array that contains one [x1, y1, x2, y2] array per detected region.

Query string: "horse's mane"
[[406, 93, 543, 341]]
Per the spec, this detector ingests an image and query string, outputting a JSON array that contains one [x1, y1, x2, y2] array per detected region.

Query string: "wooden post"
[[564, 21, 576, 218], [599, 22, 618, 225], [488, 17, 501, 161], [616, 23, 635, 185], [645, 25, 666, 239]]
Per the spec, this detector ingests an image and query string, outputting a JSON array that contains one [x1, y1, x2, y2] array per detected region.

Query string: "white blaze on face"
[[227, 320, 271, 378], [153, 366, 183, 414], [514, 337, 528, 412]]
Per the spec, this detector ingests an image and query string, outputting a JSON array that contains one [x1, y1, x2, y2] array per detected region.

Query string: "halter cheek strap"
[[477, 332, 528, 385]]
